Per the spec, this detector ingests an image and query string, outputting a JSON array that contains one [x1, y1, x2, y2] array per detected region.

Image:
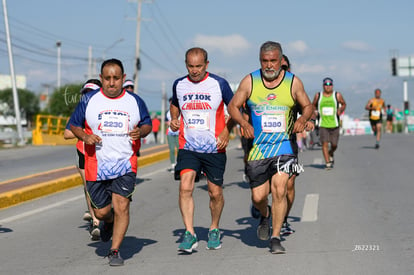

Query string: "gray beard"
[[262, 68, 281, 81]]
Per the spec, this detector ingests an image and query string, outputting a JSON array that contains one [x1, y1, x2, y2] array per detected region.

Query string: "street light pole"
[[56, 41, 62, 90], [102, 38, 124, 60], [2, 0, 24, 145]]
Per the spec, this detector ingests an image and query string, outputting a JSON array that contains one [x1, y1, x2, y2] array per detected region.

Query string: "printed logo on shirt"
[[252, 101, 288, 116], [182, 92, 213, 110], [267, 93, 277, 101]]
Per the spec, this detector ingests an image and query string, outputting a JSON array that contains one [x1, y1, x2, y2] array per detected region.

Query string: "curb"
[[0, 149, 169, 209], [0, 174, 82, 209]]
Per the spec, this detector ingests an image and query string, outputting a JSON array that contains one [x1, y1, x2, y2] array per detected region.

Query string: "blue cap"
[[323, 77, 333, 85]]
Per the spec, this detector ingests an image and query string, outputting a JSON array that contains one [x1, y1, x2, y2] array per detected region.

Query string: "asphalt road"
[[0, 143, 157, 182], [0, 134, 413, 275]]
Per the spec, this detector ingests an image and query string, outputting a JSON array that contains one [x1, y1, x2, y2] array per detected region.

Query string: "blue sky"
[[1, 0, 414, 117]]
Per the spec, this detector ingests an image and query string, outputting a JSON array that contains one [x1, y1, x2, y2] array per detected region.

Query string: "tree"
[[0, 88, 40, 123], [48, 83, 83, 117]]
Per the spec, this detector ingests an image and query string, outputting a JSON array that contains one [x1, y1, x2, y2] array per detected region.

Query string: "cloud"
[[296, 63, 325, 74], [341, 41, 372, 52], [193, 34, 251, 56], [285, 40, 309, 55]]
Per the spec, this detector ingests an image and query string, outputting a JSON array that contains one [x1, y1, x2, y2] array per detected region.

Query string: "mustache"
[[263, 68, 281, 78]]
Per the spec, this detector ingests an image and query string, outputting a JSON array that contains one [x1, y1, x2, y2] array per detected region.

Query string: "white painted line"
[[0, 168, 167, 224], [139, 167, 169, 179], [302, 193, 319, 222], [0, 195, 84, 224]]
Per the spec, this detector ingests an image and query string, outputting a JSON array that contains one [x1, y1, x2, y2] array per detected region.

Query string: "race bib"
[[371, 110, 380, 118], [262, 113, 286, 133], [186, 112, 209, 130], [322, 107, 334, 116], [101, 113, 129, 134]]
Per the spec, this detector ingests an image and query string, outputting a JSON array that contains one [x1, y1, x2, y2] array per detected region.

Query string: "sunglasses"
[[324, 82, 333, 86]]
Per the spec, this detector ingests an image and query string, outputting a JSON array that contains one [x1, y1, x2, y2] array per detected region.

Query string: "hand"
[[83, 134, 102, 145], [170, 118, 180, 132], [216, 129, 230, 150], [241, 123, 254, 139], [293, 116, 307, 133], [129, 126, 141, 141], [305, 121, 315, 131]]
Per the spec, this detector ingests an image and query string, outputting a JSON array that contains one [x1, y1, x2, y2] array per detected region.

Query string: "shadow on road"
[[306, 164, 326, 170], [360, 145, 378, 150], [0, 225, 13, 233], [88, 236, 156, 260]]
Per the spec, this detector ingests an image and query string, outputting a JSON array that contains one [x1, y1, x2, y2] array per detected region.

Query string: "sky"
[[1, 0, 414, 118]]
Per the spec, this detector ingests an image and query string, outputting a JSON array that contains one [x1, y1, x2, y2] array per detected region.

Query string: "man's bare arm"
[[227, 75, 254, 139], [292, 77, 314, 133], [337, 92, 347, 115], [169, 103, 181, 132]]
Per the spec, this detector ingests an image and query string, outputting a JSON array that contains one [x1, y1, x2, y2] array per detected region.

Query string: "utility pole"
[[160, 81, 166, 144], [56, 41, 62, 90], [128, 0, 151, 94], [88, 46, 93, 79], [133, 0, 143, 94], [393, 54, 413, 134], [2, 0, 24, 145], [403, 80, 408, 134]]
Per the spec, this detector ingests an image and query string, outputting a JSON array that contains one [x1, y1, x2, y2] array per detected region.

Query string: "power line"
[[141, 24, 182, 73], [152, 1, 185, 53], [8, 16, 94, 49]]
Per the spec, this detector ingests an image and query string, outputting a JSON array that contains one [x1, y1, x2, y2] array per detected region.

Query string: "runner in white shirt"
[[169, 47, 234, 253], [70, 58, 152, 266]]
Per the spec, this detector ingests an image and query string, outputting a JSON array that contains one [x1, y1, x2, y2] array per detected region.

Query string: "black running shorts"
[[246, 154, 299, 188], [86, 172, 136, 209], [174, 149, 226, 186], [370, 119, 382, 127], [77, 149, 85, 170]]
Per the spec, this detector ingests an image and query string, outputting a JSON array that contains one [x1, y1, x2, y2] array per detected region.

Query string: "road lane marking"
[[302, 193, 319, 222], [0, 195, 84, 224], [0, 167, 167, 224]]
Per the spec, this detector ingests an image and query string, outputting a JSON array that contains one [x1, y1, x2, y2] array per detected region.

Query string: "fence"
[[32, 115, 76, 145]]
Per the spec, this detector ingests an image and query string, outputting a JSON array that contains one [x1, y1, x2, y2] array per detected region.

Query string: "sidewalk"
[[0, 144, 170, 209]]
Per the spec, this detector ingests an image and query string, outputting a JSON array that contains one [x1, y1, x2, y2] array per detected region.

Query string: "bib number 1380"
[[262, 114, 285, 133]]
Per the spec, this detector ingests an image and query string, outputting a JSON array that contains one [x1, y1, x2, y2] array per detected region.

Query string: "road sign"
[[397, 56, 414, 77]]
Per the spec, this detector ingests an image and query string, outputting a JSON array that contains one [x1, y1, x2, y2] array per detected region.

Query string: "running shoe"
[[257, 206, 271, 240], [178, 231, 198, 253], [106, 249, 124, 266], [269, 237, 286, 254], [250, 204, 261, 219], [280, 222, 295, 236], [168, 164, 176, 173], [375, 143, 380, 149], [325, 162, 333, 170], [206, 228, 221, 250], [90, 225, 101, 241], [100, 221, 114, 242], [82, 211, 92, 222]]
